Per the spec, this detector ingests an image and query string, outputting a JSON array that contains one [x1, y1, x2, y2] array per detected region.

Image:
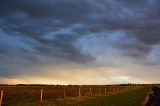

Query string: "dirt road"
[[147, 86, 160, 106]]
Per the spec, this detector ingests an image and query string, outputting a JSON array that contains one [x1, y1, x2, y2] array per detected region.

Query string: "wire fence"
[[0, 85, 143, 105]]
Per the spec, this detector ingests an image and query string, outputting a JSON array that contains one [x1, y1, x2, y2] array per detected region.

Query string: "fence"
[[0, 90, 3, 106], [0, 85, 143, 105]]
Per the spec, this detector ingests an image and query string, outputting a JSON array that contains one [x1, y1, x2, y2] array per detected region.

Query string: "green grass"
[[80, 87, 149, 106], [8, 87, 149, 106]]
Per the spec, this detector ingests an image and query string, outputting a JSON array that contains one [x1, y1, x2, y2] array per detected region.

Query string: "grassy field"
[[7, 87, 149, 106], [0, 85, 142, 105], [80, 87, 149, 106]]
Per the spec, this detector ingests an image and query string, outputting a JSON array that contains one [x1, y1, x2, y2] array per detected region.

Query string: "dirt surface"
[[147, 86, 160, 106]]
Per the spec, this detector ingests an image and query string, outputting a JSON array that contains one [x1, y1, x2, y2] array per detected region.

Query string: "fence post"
[[79, 88, 81, 96], [98, 88, 100, 96], [0, 90, 3, 106], [40, 89, 43, 102], [64, 88, 66, 98], [113, 87, 114, 92], [105, 88, 106, 94], [90, 88, 92, 96], [117, 87, 119, 92]]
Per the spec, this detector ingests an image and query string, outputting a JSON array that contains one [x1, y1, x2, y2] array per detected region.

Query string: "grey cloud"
[[87, 0, 160, 45], [0, 0, 160, 84], [0, 0, 160, 78], [118, 40, 151, 58], [0, 0, 96, 64]]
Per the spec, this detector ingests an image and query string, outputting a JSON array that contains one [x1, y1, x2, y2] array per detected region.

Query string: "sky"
[[0, 0, 160, 85]]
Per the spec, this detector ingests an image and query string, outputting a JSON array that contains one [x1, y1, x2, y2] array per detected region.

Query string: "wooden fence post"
[[90, 88, 92, 96], [64, 89, 66, 98], [40, 89, 43, 102], [98, 88, 100, 96], [79, 88, 81, 96], [105, 88, 106, 94], [0, 90, 3, 106], [117, 87, 119, 92]]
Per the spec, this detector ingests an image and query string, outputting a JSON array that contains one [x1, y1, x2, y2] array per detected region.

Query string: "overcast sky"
[[0, 0, 160, 84]]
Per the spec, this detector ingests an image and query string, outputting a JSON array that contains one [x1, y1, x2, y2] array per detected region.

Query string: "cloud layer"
[[0, 0, 160, 84]]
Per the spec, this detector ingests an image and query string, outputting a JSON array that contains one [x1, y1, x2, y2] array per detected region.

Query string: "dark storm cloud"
[[0, 0, 95, 65], [120, 41, 151, 58], [85, 0, 160, 45], [0, 0, 160, 78]]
